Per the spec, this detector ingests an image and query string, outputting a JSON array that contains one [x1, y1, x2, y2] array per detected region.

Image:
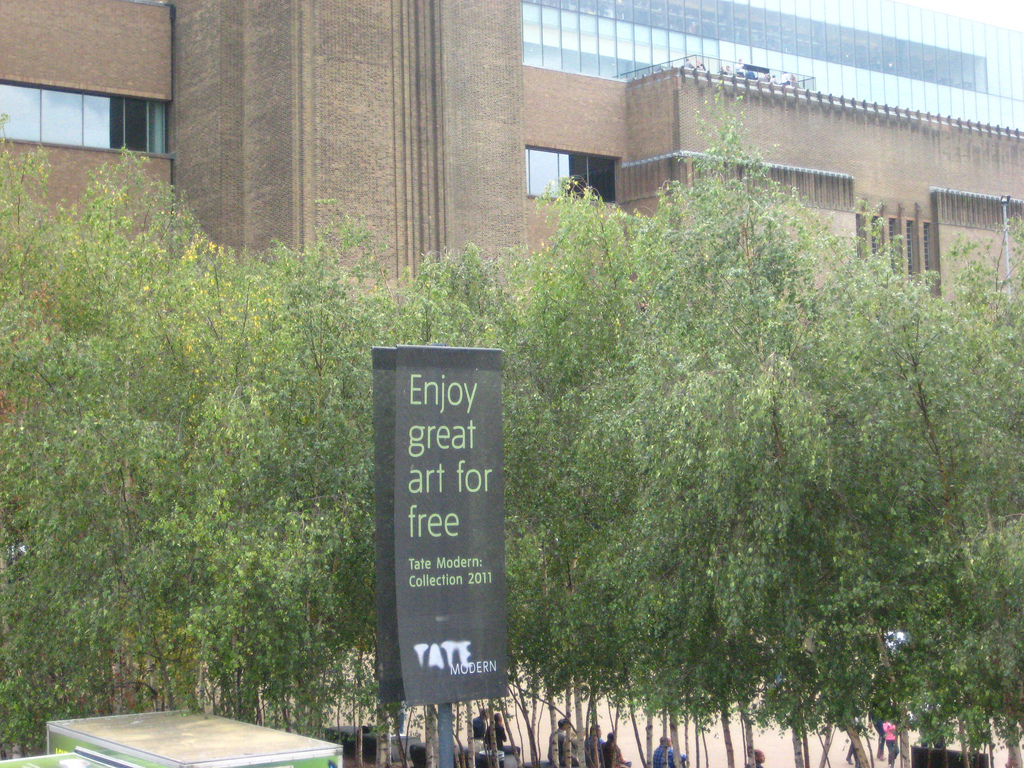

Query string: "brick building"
[[1, 0, 1022, 285]]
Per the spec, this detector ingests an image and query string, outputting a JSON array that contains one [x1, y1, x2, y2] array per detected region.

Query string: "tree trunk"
[[630, 711, 649, 768], [670, 716, 682, 768], [549, 698, 559, 768], [722, 710, 736, 768], [378, 711, 392, 768], [793, 731, 806, 768], [646, 714, 655, 768], [741, 710, 754, 768], [427, 705, 438, 768], [463, 704, 474, 768], [846, 727, 871, 768], [817, 729, 835, 768], [574, 686, 586, 768]]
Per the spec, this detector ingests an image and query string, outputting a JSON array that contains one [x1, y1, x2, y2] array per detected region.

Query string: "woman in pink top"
[[882, 723, 899, 767]]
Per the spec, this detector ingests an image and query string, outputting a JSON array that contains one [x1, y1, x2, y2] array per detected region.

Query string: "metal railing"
[[622, 55, 816, 91]]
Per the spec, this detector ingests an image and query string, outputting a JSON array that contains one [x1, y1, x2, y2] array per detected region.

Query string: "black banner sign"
[[382, 345, 507, 705], [373, 347, 404, 703]]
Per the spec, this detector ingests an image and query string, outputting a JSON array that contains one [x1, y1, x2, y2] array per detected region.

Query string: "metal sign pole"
[[439, 703, 454, 768]]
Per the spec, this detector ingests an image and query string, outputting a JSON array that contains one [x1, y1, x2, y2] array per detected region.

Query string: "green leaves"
[[3, 124, 1024, 751]]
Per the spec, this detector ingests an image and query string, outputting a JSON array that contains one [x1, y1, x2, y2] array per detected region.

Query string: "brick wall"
[[2, 141, 171, 207], [523, 67, 627, 157], [174, 0, 526, 271], [312, 1, 401, 268], [632, 71, 1024, 212], [173, 0, 247, 249], [440, 0, 526, 260], [0, 0, 171, 100]]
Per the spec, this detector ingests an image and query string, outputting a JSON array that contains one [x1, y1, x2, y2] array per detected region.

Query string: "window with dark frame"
[[0, 82, 166, 154], [526, 147, 617, 202], [905, 219, 916, 274]]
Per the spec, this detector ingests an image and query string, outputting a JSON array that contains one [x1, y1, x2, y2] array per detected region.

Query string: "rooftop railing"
[[623, 55, 816, 92]]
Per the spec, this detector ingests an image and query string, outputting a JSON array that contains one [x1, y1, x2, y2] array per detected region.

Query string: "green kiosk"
[[1, 712, 341, 768]]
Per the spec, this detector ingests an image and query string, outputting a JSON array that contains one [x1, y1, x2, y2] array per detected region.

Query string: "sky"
[[900, 0, 1024, 34]]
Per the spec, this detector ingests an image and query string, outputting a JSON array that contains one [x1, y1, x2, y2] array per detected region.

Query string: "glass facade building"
[[523, 0, 1024, 129]]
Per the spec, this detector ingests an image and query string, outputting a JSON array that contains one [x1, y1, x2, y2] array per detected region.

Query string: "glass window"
[[906, 6, 922, 44], [1, 82, 165, 152], [683, 0, 700, 34], [84, 95, 111, 148], [920, 7, 935, 47], [905, 220, 915, 274], [853, 28, 868, 69], [822, 0, 839, 25], [937, 85, 952, 116], [147, 102, 166, 154], [840, 26, 856, 67], [795, 15, 811, 57], [972, 54, 987, 95], [867, 33, 884, 71], [749, 5, 765, 48], [924, 81, 939, 114], [855, 67, 871, 101], [635, 24, 653, 65], [896, 38, 911, 79], [599, 20, 618, 76], [0, 83, 41, 141], [961, 89, 977, 122], [933, 12, 948, 50], [908, 41, 923, 81], [825, 61, 843, 95], [869, 70, 885, 104], [123, 98, 148, 151], [1009, 31, 1023, 102], [824, 22, 840, 64], [526, 148, 615, 201], [526, 149, 563, 196], [910, 79, 925, 111], [920, 47, 937, 83], [580, 15, 600, 73], [634, 0, 651, 25], [542, 5, 562, 68], [779, 12, 796, 54], [667, 0, 684, 31], [716, 0, 732, 39], [699, 0, 717, 38], [41, 90, 83, 145], [948, 51, 964, 89], [897, 76, 912, 108], [524, 8, 544, 65], [922, 222, 932, 271], [668, 30, 686, 58], [571, 154, 617, 200], [733, 3, 749, 45], [649, 0, 667, 27]]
